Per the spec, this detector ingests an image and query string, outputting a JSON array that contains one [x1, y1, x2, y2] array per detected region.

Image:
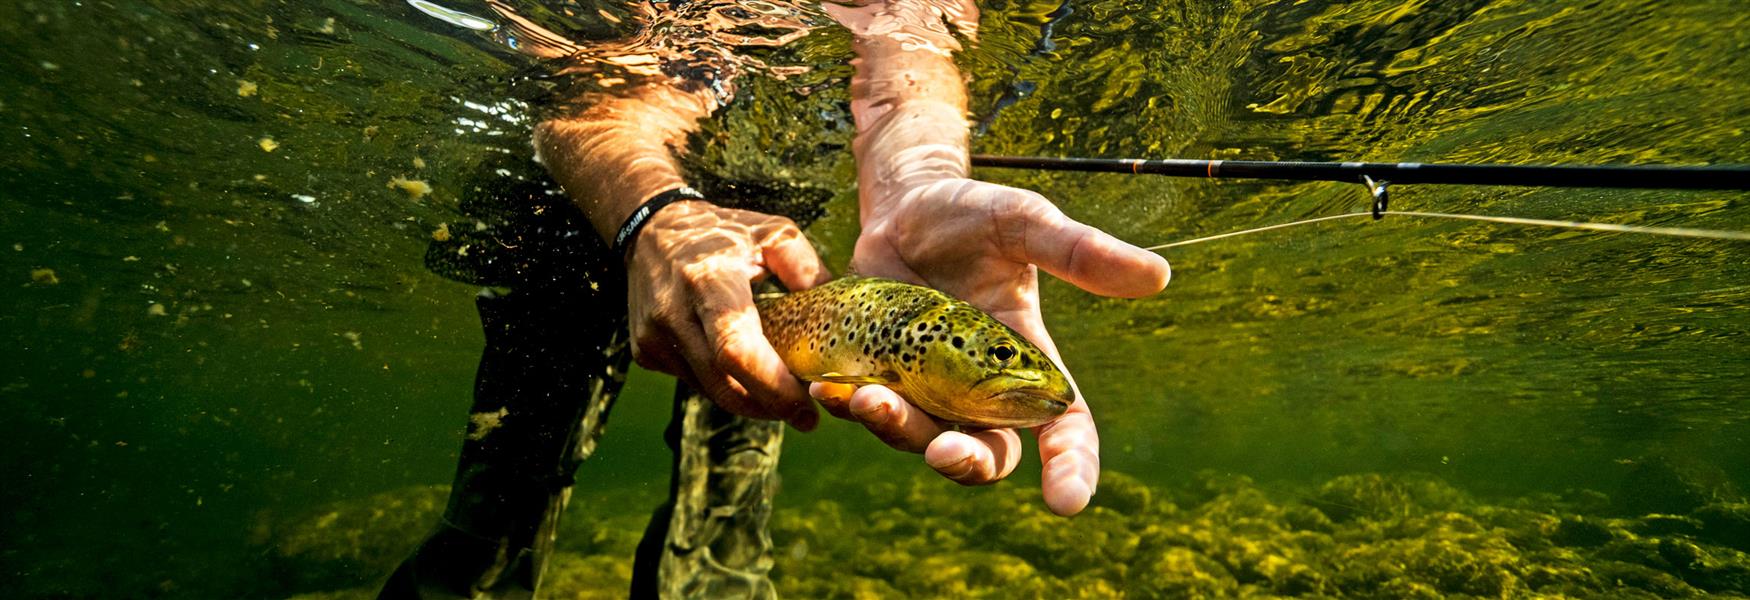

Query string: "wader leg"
[[382, 287, 630, 600], [631, 386, 784, 599]]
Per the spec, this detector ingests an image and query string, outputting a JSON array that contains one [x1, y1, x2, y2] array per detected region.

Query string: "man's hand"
[[627, 200, 830, 431], [812, 177, 1169, 516]]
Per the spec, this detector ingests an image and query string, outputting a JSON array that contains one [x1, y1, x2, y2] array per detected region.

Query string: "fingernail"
[[856, 403, 891, 426], [927, 453, 975, 479]]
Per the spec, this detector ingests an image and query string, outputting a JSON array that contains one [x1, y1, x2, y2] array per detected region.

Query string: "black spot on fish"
[[920, 334, 933, 343], [951, 337, 964, 349]]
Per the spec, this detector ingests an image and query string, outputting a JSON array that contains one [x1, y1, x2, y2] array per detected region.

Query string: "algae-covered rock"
[[1126, 546, 1238, 598], [1694, 502, 1750, 552], [1549, 515, 1617, 547], [1614, 455, 1744, 517], [1593, 561, 1706, 597], [1088, 470, 1163, 516], [997, 505, 1137, 577], [285, 588, 376, 600], [900, 550, 1039, 598], [1310, 472, 1472, 523], [247, 467, 1737, 599], [778, 574, 904, 600], [539, 552, 634, 599], [1632, 513, 1705, 538], [261, 485, 448, 591], [1329, 527, 1526, 597]]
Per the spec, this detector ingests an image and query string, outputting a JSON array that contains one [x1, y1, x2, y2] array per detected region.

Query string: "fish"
[[757, 276, 1074, 429]]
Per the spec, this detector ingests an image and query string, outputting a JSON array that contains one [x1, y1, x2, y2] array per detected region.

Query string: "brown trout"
[[757, 276, 1074, 428]]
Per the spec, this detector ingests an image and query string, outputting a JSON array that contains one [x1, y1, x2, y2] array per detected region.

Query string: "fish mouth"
[[978, 384, 1075, 426]]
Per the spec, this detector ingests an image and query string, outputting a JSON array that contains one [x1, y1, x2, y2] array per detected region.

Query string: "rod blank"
[[970, 155, 1750, 190]]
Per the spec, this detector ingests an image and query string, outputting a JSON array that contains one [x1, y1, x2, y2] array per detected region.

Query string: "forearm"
[[534, 84, 718, 241], [843, 0, 979, 219]]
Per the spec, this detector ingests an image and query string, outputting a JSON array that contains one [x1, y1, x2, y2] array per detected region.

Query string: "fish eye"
[[989, 343, 1016, 363]]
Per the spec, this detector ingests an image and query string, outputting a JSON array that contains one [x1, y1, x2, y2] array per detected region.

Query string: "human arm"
[[818, 0, 1171, 516]]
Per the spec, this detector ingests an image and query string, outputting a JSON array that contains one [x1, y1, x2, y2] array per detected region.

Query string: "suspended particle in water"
[[30, 268, 58, 285], [431, 222, 451, 242], [258, 137, 279, 152], [147, 303, 168, 316], [237, 79, 258, 97], [412, 157, 426, 169], [387, 176, 432, 199]]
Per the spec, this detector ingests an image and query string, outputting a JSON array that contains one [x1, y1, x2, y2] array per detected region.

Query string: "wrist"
[[613, 186, 708, 260], [854, 101, 971, 217]]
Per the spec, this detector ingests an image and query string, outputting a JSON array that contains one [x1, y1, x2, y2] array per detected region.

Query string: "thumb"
[[1020, 207, 1170, 298]]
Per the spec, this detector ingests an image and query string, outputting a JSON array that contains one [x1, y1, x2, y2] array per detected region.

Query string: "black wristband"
[[612, 186, 706, 259]]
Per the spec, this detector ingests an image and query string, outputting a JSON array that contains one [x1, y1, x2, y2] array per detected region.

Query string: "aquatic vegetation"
[[265, 469, 1750, 598]]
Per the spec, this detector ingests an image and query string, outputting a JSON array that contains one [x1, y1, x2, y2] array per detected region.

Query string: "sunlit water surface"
[[3, 0, 1747, 597]]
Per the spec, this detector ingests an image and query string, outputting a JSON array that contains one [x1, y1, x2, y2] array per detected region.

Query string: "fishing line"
[[1145, 210, 1750, 251]]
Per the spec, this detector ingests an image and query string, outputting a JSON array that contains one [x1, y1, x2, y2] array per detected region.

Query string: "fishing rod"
[[971, 154, 1750, 220]]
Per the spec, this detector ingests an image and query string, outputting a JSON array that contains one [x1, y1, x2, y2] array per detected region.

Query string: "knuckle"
[[709, 334, 746, 373], [631, 339, 669, 371]]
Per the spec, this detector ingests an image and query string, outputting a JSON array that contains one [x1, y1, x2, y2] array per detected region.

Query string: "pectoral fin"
[[818, 372, 897, 386]]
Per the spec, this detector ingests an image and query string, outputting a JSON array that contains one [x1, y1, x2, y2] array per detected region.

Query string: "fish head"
[[903, 304, 1075, 429]]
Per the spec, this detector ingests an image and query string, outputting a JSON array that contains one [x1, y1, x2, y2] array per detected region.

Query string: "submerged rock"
[[254, 467, 1750, 599], [1613, 454, 1744, 517], [1087, 470, 1164, 516], [1549, 515, 1617, 547], [1694, 502, 1750, 552], [259, 485, 447, 592], [901, 551, 1039, 597], [1126, 546, 1237, 598], [540, 552, 634, 600], [1309, 472, 1472, 523]]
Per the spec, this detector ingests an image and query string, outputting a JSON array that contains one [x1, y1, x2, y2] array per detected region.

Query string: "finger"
[[689, 269, 817, 428], [847, 385, 944, 453], [810, 382, 858, 420], [758, 221, 832, 290], [668, 317, 756, 415], [1034, 397, 1100, 516], [924, 429, 1022, 485], [1014, 202, 1171, 298], [631, 333, 689, 379]]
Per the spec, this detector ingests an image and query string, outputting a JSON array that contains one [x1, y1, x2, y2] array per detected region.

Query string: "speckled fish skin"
[[757, 276, 1074, 429]]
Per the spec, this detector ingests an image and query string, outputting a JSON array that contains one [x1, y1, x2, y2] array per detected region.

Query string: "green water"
[[3, 0, 1747, 598]]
